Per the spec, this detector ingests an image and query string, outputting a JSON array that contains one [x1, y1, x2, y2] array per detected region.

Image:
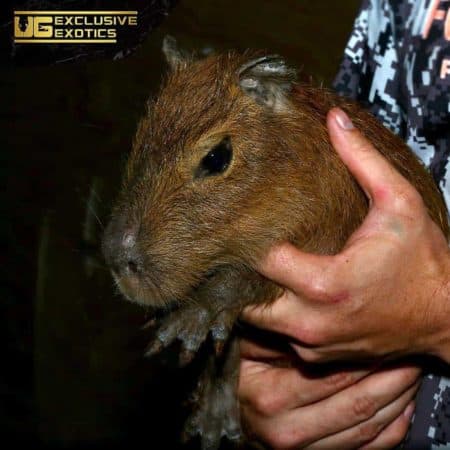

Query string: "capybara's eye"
[[195, 136, 232, 179]]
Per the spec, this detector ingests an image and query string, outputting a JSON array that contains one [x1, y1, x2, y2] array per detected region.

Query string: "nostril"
[[102, 219, 142, 274], [127, 259, 139, 274]]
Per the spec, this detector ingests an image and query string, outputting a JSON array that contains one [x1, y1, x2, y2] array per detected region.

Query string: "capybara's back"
[[102, 37, 449, 449]]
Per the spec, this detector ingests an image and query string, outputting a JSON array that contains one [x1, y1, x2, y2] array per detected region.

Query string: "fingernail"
[[403, 402, 415, 420], [335, 109, 354, 130]]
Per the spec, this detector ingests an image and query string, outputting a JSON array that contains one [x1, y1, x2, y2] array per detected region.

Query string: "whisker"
[[87, 203, 104, 229]]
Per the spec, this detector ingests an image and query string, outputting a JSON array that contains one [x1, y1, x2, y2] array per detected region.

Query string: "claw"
[[141, 317, 157, 330], [180, 429, 191, 444], [143, 306, 235, 370], [214, 339, 225, 356], [183, 390, 200, 409], [201, 433, 222, 450], [224, 415, 242, 442], [179, 347, 196, 366], [183, 412, 200, 443], [211, 318, 232, 357], [144, 338, 163, 357]]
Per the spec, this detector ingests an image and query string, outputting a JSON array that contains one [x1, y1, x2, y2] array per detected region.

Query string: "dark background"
[[1, 1, 360, 448]]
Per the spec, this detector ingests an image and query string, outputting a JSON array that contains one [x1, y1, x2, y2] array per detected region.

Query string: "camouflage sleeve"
[[333, 0, 450, 208], [333, 1, 450, 448], [405, 372, 450, 449], [332, 0, 404, 135]]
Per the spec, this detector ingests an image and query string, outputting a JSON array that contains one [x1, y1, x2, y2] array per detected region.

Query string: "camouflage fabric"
[[333, 0, 450, 448]]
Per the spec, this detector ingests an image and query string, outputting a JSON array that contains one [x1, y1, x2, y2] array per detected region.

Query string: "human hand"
[[243, 107, 450, 364], [239, 337, 420, 449]]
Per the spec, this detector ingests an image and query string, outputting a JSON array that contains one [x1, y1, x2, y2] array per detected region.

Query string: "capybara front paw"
[[144, 306, 210, 364], [144, 306, 235, 365]]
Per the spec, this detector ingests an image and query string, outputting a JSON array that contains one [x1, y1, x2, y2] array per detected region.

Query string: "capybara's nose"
[[102, 219, 142, 276]]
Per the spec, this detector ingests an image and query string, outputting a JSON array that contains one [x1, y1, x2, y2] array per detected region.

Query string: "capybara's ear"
[[162, 35, 189, 70], [238, 55, 296, 112]]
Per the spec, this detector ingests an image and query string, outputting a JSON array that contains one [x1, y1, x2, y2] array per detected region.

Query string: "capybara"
[[102, 36, 449, 450]]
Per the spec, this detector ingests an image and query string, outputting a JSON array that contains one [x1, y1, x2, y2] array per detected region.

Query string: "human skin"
[[238, 107, 450, 449], [239, 339, 419, 449]]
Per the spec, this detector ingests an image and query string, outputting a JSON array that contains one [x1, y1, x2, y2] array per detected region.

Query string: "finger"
[[305, 388, 418, 450], [242, 366, 419, 449], [242, 293, 303, 339], [327, 108, 416, 211], [242, 293, 331, 344], [240, 337, 293, 360], [358, 401, 415, 450], [239, 361, 370, 415], [255, 241, 347, 304]]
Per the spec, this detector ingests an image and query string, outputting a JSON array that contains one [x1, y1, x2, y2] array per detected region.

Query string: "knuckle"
[[252, 392, 284, 417], [238, 377, 268, 410], [324, 370, 354, 389], [293, 322, 326, 346], [357, 419, 385, 442], [308, 273, 333, 300], [355, 142, 374, 155], [392, 185, 424, 215], [265, 425, 307, 450], [352, 394, 377, 421], [308, 263, 343, 303]]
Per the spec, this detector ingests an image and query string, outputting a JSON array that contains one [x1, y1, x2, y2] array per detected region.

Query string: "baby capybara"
[[102, 36, 449, 450]]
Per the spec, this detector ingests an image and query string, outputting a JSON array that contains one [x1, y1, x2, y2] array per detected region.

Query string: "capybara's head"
[[101, 37, 372, 307]]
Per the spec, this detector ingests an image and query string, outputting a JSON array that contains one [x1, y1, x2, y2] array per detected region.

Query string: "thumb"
[[327, 107, 410, 209]]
